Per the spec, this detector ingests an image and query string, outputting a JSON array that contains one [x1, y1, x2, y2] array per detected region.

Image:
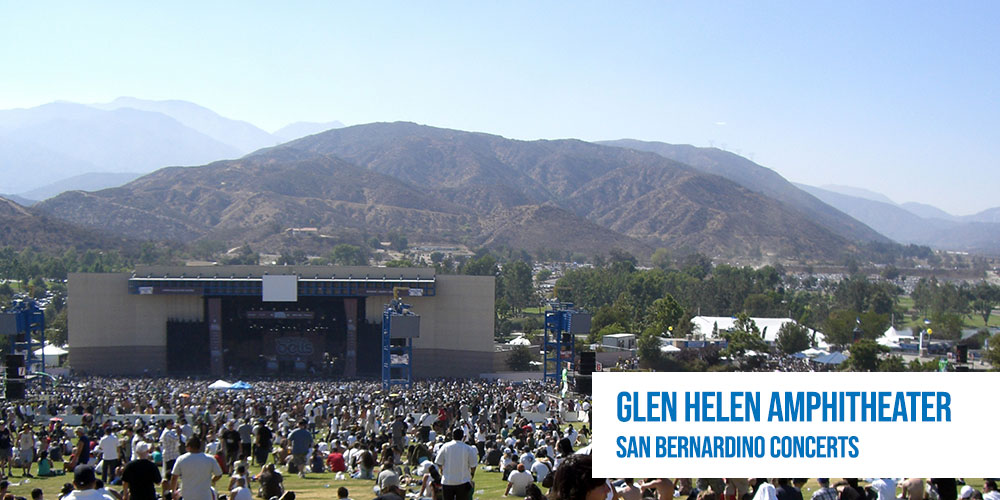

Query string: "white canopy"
[[800, 347, 828, 357], [660, 344, 681, 353], [33, 344, 68, 357], [207, 380, 233, 390], [507, 337, 532, 346]]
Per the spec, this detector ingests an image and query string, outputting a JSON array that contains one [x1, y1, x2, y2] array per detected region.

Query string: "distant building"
[[602, 333, 636, 350]]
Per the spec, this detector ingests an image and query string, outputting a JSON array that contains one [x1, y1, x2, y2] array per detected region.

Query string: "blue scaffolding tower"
[[2, 300, 46, 399], [381, 291, 420, 391], [542, 302, 590, 384]]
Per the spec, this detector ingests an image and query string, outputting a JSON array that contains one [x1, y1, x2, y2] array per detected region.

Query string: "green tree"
[[589, 323, 626, 344], [971, 281, 999, 326], [535, 269, 553, 283], [506, 345, 535, 371], [848, 339, 888, 372], [461, 254, 499, 276], [986, 333, 1000, 370], [45, 306, 68, 345], [385, 259, 415, 267], [500, 260, 535, 315], [721, 313, 768, 360], [775, 322, 812, 355], [650, 248, 672, 271], [644, 295, 685, 337], [387, 231, 408, 251], [929, 312, 963, 341], [637, 332, 663, 370], [329, 244, 369, 266], [879, 354, 907, 372]]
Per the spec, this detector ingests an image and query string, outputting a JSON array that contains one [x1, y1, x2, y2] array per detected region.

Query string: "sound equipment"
[[580, 351, 596, 375], [956, 344, 969, 364], [575, 375, 592, 396], [4, 379, 25, 400], [5, 354, 24, 379]]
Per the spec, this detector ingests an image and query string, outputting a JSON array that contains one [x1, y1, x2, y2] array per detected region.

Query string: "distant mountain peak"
[[819, 184, 897, 205]]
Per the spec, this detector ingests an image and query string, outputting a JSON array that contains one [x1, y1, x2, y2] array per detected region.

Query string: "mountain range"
[[29, 121, 888, 260], [4, 98, 999, 260], [0, 98, 344, 201], [795, 184, 1000, 253]]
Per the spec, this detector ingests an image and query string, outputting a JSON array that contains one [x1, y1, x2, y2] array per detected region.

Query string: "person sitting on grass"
[[37, 451, 63, 477]]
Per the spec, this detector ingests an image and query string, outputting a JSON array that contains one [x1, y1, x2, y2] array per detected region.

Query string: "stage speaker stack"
[[955, 344, 969, 364], [576, 351, 596, 396], [5, 354, 25, 400]]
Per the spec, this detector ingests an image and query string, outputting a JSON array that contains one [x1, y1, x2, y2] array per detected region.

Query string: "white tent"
[[33, 344, 69, 367], [507, 337, 532, 346], [799, 347, 828, 358], [660, 344, 681, 353], [33, 344, 68, 357], [878, 326, 912, 348], [207, 380, 233, 390], [692, 316, 828, 347]]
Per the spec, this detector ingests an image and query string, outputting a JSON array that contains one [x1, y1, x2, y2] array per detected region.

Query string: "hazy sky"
[[2, 2, 997, 215]]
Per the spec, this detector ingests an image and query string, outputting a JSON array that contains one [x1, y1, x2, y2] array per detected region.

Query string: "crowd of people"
[[0, 375, 990, 500]]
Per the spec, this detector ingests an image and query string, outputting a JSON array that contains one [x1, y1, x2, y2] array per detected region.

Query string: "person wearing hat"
[[121, 442, 160, 500], [374, 470, 404, 500], [62, 465, 115, 500], [960, 486, 979, 500]]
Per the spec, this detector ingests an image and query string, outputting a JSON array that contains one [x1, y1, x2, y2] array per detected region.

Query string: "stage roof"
[[129, 265, 436, 297]]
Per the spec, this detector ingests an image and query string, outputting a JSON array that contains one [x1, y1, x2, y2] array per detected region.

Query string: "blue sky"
[[2, 1, 997, 215]]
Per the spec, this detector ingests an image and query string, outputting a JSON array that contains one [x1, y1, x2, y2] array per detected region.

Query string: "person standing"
[[158, 420, 180, 481], [237, 419, 253, 464], [170, 436, 223, 500], [288, 419, 313, 479], [16, 424, 35, 478], [121, 443, 161, 500], [0, 421, 14, 479], [221, 422, 241, 470], [434, 429, 477, 500], [97, 428, 119, 483], [69, 427, 91, 472]]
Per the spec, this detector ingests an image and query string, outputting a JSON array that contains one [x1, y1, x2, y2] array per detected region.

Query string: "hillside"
[[42, 121, 858, 259], [595, 139, 888, 244], [0, 196, 133, 251], [36, 150, 653, 257], [796, 184, 1000, 253]]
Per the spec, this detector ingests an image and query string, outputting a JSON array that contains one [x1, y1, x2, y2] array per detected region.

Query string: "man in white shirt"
[[230, 476, 252, 500], [504, 464, 534, 497], [97, 428, 120, 483], [159, 420, 181, 480], [434, 429, 477, 500], [871, 478, 897, 500], [170, 436, 223, 500], [63, 465, 116, 500]]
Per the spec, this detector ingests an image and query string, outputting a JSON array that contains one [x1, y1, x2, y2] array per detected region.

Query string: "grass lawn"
[[6, 462, 987, 500], [4, 462, 511, 500], [896, 296, 1000, 330]]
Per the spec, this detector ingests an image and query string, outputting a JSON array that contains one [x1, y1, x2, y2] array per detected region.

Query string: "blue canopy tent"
[[813, 352, 848, 365], [230, 381, 253, 390]]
